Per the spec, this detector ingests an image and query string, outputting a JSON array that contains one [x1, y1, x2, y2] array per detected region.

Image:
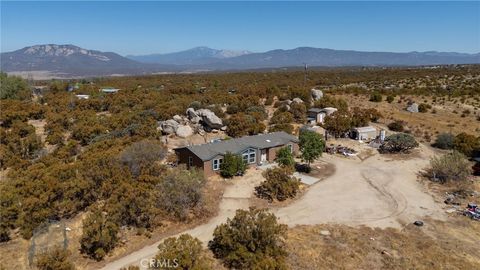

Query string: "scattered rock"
[[196, 109, 223, 129], [220, 126, 227, 131], [292, 97, 304, 103], [413, 220, 424, 226], [176, 125, 193, 138], [311, 88, 323, 100], [320, 230, 330, 236], [406, 103, 419, 113]]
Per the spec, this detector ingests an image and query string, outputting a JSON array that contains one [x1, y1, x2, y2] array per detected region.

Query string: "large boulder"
[[161, 119, 179, 134], [196, 109, 223, 129], [311, 88, 323, 101], [176, 125, 193, 138], [406, 103, 419, 113]]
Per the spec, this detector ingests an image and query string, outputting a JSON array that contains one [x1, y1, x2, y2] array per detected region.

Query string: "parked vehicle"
[[464, 203, 480, 221]]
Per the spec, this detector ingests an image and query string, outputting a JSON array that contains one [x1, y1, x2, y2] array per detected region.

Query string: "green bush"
[[36, 246, 75, 270], [299, 130, 325, 169], [369, 92, 383, 102], [152, 234, 213, 270], [433, 133, 455, 150], [379, 133, 419, 153], [427, 151, 473, 183], [453, 133, 480, 158], [275, 146, 295, 169], [386, 95, 395, 103], [157, 168, 205, 221], [220, 152, 246, 178], [80, 210, 119, 261], [387, 120, 405, 132], [255, 167, 300, 202], [208, 208, 287, 269]]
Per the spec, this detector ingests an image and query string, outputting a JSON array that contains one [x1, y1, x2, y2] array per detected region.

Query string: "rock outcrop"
[[292, 97, 303, 103], [196, 109, 223, 129]]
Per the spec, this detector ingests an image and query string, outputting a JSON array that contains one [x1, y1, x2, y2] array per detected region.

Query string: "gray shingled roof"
[[177, 131, 298, 161]]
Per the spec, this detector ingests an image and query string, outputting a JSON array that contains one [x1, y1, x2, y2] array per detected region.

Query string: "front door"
[[261, 150, 267, 163]]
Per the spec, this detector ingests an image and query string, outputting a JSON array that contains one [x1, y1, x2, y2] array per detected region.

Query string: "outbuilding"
[[351, 126, 377, 141]]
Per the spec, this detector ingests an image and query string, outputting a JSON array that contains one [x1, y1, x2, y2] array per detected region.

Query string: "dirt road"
[[101, 144, 445, 269]]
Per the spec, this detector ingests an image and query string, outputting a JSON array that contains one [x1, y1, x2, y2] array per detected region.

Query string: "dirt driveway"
[[102, 144, 446, 269], [275, 144, 446, 228]]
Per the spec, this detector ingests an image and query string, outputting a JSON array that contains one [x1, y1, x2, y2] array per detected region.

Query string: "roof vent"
[[266, 139, 271, 142]]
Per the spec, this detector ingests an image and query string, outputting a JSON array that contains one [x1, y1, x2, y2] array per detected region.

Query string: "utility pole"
[[303, 63, 308, 91]]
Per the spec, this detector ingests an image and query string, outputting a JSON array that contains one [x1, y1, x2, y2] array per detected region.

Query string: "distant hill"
[[0, 44, 175, 78], [127, 46, 252, 65], [1, 44, 479, 78]]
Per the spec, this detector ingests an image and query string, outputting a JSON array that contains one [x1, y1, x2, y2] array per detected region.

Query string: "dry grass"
[[287, 218, 480, 270]]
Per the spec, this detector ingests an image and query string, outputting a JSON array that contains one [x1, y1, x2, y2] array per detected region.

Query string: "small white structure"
[[75, 94, 90, 100], [351, 126, 377, 141], [101, 88, 120, 93], [307, 107, 338, 125]]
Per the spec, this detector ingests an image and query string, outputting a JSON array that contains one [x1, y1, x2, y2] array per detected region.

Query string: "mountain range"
[[1, 44, 479, 78]]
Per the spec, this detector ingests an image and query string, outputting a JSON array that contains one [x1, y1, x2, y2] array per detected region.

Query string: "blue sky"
[[1, 1, 479, 55]]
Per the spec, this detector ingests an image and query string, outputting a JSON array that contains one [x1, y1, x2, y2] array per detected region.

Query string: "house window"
[[213, 158, 223, 171], [188, 156, 193, 167], [242, 148, 256, 164]]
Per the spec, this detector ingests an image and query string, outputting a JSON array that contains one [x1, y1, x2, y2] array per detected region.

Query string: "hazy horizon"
[[1, 1, 479, 55]]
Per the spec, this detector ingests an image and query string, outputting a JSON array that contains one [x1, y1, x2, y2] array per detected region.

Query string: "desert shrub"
[[387, 120, 405, 132], [313, 95, 348, 111], [269, 123, 294, 134], [157, 168, 205, 220], [289, 102, 307, 123], [220, 152, 246, 178], [323, 111, 352, 137], [433, 133, 455, 149], [0, 72, 31, 100], [119, 140, 167, 177], [80, 210, 119, 261], [275, 146, 295, 169], [453, 133, 480, 158], [36, 246, 75, 270], [426, 151, 473, 183], [264, 96, 274, 106], [299, 130, 325, 169], [226, 113, 265, 138], [152, 234, 213, 270], [255, 167, 300, 202], [369, 92, 383, 102], [208, 208, 287, 269], [386, 95, 395, 103], [418, 103, 431, 113], [379, 133, 419, 153]]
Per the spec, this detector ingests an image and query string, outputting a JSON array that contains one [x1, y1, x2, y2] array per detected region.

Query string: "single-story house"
[[307, 107, 338, 125], [174, 131, 299, 177], [351, 126, 378, 141]]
